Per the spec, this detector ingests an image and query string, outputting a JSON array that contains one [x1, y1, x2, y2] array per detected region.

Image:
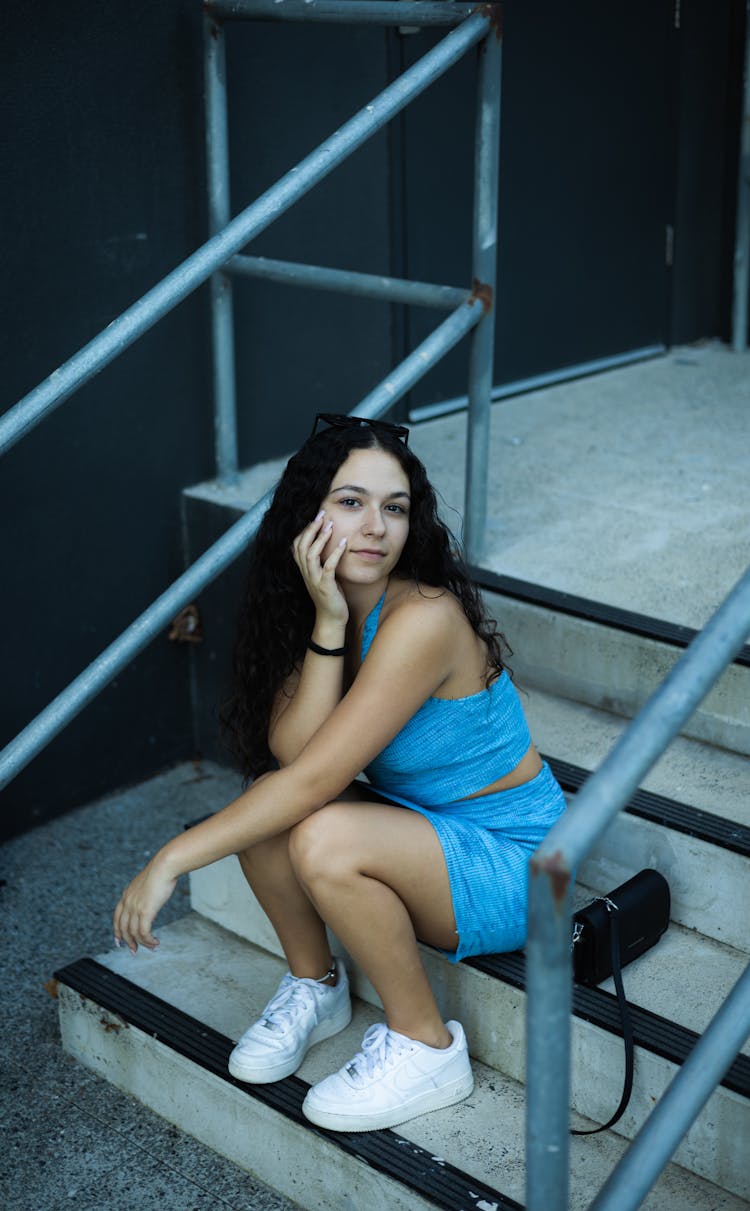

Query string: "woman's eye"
[[338, 498, 361, 508]]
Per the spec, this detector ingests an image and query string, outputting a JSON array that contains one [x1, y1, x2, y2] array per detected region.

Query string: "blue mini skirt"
[[369, 761, 567, 962]]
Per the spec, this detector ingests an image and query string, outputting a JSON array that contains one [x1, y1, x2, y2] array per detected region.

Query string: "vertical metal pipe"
[[464, 19, 502, 563], [732, 1, 750, 352], [525, 860, 574, 1211], [205, 13, 240, 483]]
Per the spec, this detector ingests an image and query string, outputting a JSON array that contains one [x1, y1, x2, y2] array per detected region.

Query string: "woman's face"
[[318, 447, 411, 585]]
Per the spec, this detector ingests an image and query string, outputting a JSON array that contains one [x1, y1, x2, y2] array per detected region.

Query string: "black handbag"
[[570, 868, 671, 1134]]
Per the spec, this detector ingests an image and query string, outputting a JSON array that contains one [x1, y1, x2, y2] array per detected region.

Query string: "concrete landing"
[[189, 342, 750, 633]]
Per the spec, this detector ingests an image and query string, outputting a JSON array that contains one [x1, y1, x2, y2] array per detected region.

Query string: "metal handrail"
[[589, 962, 750, 1211], [0, 296, 485, 793], [0, 4, 492, 464], [0, 3, 501, 782], [525, 561, 750, 1211]]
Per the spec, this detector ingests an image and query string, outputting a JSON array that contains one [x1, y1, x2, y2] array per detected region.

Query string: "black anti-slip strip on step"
[[544, 754, 750, 859], [56, 957, 521, 1211], [470, 568, 750, 669], [464, 950, 750, 1100]]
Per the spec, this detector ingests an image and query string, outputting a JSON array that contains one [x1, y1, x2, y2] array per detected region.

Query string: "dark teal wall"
[[0, 3, 397, 840], [1, 1, 743, 839], [1, 3, 214, 839]]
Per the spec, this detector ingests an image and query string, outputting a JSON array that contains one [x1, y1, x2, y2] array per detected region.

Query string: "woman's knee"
[[289, 803, 355, 886]]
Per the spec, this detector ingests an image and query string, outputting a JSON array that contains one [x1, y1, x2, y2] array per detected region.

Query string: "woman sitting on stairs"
[[113, 412, 566, 1133]]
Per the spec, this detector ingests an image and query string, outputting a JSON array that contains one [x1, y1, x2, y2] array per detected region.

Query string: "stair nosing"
[[471, 568, 750, 669], [544, 754, 750, 858], [463, 948, 750, 1099]]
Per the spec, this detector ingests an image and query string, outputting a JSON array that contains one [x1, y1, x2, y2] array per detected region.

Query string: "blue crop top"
[[361, 593, 531, 806]]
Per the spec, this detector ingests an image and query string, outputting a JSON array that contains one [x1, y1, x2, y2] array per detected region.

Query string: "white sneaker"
[[228, 959, 351, 1084], [302, 1019, 474, 1132]]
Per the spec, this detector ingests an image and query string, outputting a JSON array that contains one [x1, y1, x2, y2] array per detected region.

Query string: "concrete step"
[[525, 688, 750, 829], [190, 860, 750, 1197], [526, 689, 750, 953], [408, 348, 750, 634], [57, 915, 750, 1211], [480, 587, 750, 757]]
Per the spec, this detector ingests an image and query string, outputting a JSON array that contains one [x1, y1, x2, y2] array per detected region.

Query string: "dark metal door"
[[397, 1, 674, 408]]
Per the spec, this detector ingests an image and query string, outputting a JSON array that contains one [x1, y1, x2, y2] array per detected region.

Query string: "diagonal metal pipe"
[[354, 297, 483, 421], [589, 961, 750, 1211], [0, 297, 481, 794], [0, 494, 271, 794]]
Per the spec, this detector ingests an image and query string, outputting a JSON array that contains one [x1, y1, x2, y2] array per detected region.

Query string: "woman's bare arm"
[[113, 596, 456, 952], [268, 511, 349, 765], [268, 646, 345, 767]]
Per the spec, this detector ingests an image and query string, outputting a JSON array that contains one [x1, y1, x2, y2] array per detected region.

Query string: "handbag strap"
[[571, 899, 635, 1136]]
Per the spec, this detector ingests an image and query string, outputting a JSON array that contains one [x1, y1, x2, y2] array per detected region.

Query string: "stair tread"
[[526, 687, 750, 829], [66, 913, 749, 1211], [412, 349, 750, 635]]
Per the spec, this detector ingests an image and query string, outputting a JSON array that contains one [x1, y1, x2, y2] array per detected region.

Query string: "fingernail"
[[339, 537, 347, 547], [324, 521, 333, 533], [315, 510, 324, 521], [114, 937, 120, 948]]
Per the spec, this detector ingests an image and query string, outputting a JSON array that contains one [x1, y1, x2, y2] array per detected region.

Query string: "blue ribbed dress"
[[361, 593, 567, 961]]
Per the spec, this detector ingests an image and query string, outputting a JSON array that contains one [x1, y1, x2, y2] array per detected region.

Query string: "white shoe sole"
[[301, 1066, 474, 1132], [228, 999, 352, 1084]]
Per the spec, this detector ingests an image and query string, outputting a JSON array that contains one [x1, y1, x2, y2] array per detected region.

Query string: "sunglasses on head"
[[310, 412, 410, 446]]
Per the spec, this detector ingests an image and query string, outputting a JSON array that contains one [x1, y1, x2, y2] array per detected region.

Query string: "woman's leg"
[[289, 800, 457, 1049], [237, 834, 334, 981], [231, 827, 353, 1086], [235, 780, 389, 982]]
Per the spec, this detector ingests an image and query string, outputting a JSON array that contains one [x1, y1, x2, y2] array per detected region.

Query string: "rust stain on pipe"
[[530, 849, 572, 910], [477, 3, 503, 39], [471, 278, 493, 313], [204, 8, 221, 37]]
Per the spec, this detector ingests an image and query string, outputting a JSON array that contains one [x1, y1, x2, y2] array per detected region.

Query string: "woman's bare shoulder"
[[380, 581, 465, 634], [376, 580, 487, 697]]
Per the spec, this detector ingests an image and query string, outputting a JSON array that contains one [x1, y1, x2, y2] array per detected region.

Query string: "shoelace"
[[260, 976, 318, 1035], [345, 1023, 412, 1084]]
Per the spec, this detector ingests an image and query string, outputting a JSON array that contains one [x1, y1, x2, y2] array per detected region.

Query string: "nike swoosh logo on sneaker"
[[387, 1055, 445, 1094]]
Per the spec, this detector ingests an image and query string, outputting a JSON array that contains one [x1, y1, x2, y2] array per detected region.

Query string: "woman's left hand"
[[113, 853, 177, 953]]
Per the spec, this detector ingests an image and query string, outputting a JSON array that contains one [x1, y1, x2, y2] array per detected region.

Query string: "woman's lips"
[[351, 549, 386, 560]]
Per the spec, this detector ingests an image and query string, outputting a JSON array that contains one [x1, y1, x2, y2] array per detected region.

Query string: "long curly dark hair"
[[221, 422, 511, 781]]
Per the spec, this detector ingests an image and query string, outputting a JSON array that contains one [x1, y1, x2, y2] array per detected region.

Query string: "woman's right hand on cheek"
[[292, 511, 349, 624]]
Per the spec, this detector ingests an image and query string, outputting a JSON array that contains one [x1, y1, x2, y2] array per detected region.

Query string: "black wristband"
[[308, 639, 348, 657]]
